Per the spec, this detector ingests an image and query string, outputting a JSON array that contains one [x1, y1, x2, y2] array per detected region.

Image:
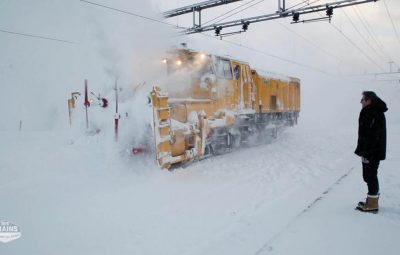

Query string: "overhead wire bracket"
[[163, 0, 244, 28], [163, 0, 378, 36]]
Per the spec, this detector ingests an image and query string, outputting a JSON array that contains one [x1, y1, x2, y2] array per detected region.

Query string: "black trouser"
[[362, 160, 380, 196]]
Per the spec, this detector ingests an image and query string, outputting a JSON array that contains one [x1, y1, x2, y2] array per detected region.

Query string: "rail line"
[[253, 166, 355, 255]]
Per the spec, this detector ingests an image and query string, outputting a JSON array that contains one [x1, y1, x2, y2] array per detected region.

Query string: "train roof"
[[253, 68, 300, 83], [169, 48, 249, 65], [168, 47, 299, 83]]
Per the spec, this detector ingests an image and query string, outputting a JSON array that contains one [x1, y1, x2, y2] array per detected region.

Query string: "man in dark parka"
[[355, 91, 387, 213]]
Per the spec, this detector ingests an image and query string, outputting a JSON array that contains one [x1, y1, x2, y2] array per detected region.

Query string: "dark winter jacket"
[[355, 97, 388, 161]]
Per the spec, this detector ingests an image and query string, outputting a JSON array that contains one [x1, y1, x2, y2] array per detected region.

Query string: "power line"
[[185, 0, 377, 34], [184, 2, 356, 76], [211, 0, 265, 25], [81, 0, 320, 72], [274, 20, 342, 61], [287, 0, 321, 11], [286, 0, 310, 11], [163, 0, 243, 18], [382, 0, 400, 45], [202, 0, 261, 26], [62, 0, 329, 74], [341, 9, 389, 64], [251, 5, 342, 64], [330, 23, 385, 71], [352, 6, 393, 62], [353, 5, 400, 71], [197, 32, 334, 75], [320, 12, 385, 72], [80, 0, 187, 30], [0, 28, 77, 44]]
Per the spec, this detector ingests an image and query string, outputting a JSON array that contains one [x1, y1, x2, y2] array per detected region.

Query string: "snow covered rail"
[[253, 167, 356, 255]]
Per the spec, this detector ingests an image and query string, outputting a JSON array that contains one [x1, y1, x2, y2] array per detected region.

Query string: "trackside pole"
[[84, 79, 90, 129], [68, 100, 72, 127], [67, 92, 80, 128], [114, 78, 119, 142]]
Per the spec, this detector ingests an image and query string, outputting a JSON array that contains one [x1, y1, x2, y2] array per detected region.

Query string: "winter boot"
[[356, 195, 379, 213], [358, 193, 380, 207]]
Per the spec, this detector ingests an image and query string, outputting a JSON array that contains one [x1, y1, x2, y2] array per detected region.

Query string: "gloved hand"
[[362, 157, 370, 164]]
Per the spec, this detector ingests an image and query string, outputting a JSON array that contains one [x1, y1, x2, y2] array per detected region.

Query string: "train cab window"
[[215, 57, 233, 79], [233, 65, 241, 80]]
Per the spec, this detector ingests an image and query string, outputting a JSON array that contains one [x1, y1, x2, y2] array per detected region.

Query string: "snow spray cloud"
[[0, 0, 180, 131], [82, 0, 176, 94], [156, 52, 218, 97], [76, 0, 183, 150]]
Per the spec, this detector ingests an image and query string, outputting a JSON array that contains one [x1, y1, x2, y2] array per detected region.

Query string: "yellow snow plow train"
[[151, 49, 300, 169]]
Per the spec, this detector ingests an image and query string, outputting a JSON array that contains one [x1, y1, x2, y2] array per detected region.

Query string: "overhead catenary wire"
[[207, 0, 320, 26], [79, 0, 382, 78], [0, 28, 77, 44], [286, 0, 321, 11], [341, 9, 390, 65], [198, 32, 334, 76], [285, 0, 310, 11], [209, 0, 265, 25], [352, 6, 394, 63], [274, 20, 342, 61], [163, 0, 244, 18], [179, 1, 373, 78], [183, 0, 379, 35], [251, 5, 342, 64], [80, 0, 188, 30], [202, 0, 261, 26], [1, 1, 187, 44], [80, 0, 334, 75], [318, 12, 386, 72], [382, 0, 400, 45], [370, 79, 400, 83], [353, 5, 400, 72], [329, 23, 385, 72]]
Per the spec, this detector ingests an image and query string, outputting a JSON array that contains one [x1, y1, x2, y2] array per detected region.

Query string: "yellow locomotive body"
[[151, 49, 300, 168]]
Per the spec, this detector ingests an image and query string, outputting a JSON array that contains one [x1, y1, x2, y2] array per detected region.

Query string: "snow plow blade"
[[151, 87, 204, 169]]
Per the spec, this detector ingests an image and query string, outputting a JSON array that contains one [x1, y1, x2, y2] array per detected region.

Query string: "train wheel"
[[204, 144, 213, 156], [229, 133, 241, 148], [211, 143, 228, 155]]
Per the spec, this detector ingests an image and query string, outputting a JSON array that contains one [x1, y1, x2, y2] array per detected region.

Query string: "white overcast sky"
[[152, 0, 400, 76], [1, 0, 399, 79]]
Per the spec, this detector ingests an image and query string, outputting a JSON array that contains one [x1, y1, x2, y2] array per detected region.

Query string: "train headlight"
[[176, 60, 182, 66]]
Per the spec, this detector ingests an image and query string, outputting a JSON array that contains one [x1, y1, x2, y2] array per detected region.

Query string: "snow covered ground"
[[1, 83, 399, 254]]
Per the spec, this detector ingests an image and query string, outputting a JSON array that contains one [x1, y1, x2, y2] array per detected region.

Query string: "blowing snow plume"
[[73, 0, 181, 150], [0, 0, 178, 133], [82, 0, 176, 90]]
